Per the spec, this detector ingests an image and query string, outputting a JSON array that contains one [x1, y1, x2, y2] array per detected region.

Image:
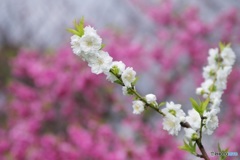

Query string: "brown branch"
[[180, 122, 210, 160], [196, 154, 204, 158], [196, 139, 210, 160]]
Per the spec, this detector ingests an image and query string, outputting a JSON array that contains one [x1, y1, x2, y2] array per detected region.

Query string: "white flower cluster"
[[161, 102, 186, 136], [196, 47, 235, 99], [131, 94, 157, 114], [70, 24, 187, 136], [71, 25, 144, 114], [70, 24, 236, 143], [71, 26, 112, 74], [195, 46, 236, 135], [161, 46, 236, 139]]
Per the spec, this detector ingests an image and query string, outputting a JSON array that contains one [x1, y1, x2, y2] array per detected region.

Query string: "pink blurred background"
[[0, 0, 240, 159]]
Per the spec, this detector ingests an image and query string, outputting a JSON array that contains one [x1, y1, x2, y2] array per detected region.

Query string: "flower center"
[[97, 58, 104, 65], [125, 73, 133, 81], [167, 119, 175, 127], [86, 39, 93, 47], [135, 105, 140, 111]]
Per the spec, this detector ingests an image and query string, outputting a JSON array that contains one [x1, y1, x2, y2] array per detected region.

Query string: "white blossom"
[[210, 107, 220, 115], [210, 91, 223, 101], [194, 46, 235, 136], [210, 98, 221, 114], [221, 47, 236, 66], [201, 79, 214, 96], [105, 72, 117, 83], [162, 101, 185, 117], [203, 111, 219, 135], [84, 26, 97, 35], [70, 35, 82, 55], [184, 128, 199, 141], [203, 65, 217, 80], [80, 34, 102, 53], [207, 48, 219, 66], [196, 87, 204, 96], [180, 116, 186, 122], [111, 61, 126, 74], [132, 100, 145, 114], [186, 109, 201, 130], [162, 114, 181, 136], [106, 61, 126, 82], [88, 51, 112, 74], [198, 47, 235, 101], [145, 94, 157, 104], [121, 67, 136, 87], [215, 66, 232, 90]]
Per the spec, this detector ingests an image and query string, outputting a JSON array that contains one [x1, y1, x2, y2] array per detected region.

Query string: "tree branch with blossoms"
[[68, 18, 236, 160]]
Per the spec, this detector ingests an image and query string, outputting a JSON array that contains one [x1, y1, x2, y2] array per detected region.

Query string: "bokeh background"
[[0, 0, 240, 159]]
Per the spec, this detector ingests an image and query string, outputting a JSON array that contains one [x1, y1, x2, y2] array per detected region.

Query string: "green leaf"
[[68, 17, 85, 37], [100, 44, 105, 50], [77, 17, 85, 36], [158, 102, 166, 107], [193, 141, 197, 152], [67, 28, 81, 36], [218, 143, 229, 160], [219, 42, 225, 52], [110, 66, 119, 75], [219, 42, 231, 52], [127, 88, 134, 95], [189, 98, 202, 115], [179, 141, 189, 151], [114, 79, 124, 86], [179, 140, 196, 155], [189, 140, 197, 153], [190, 98, 199, 109], [74, 20, 80, 32], [201, 98, 209, 113]]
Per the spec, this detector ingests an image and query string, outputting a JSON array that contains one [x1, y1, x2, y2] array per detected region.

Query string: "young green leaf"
[[218, 143, 229, 160], [74, 20, 81, 33], [201, 98, 209, 113], [189, 140, 197, 153], [100, 44, 105, 50], [79, 17, 84, 28], [158, 102, 166, 107], [179, 140, 196, 155], [219, 42, 226, 52], [111, 66, 120, 75], [67, 28, 81, 36], [114, 80, 124, 86], [77, 17, 85, 36], [189, 98, 202, 115], [190, 98, 199, 109]]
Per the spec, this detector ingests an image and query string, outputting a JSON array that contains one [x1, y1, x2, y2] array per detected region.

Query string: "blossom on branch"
[[132, 100, 145, 114], [186, 109, 201, 131], [88, 51, 112, 74], [162, 101, 185, 118], [184, 128, 199, 141], [68, 19, 236, 159], [121, 67, 136, 87], [145, 94, 157, 104], [162, 114, 181, 136]]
